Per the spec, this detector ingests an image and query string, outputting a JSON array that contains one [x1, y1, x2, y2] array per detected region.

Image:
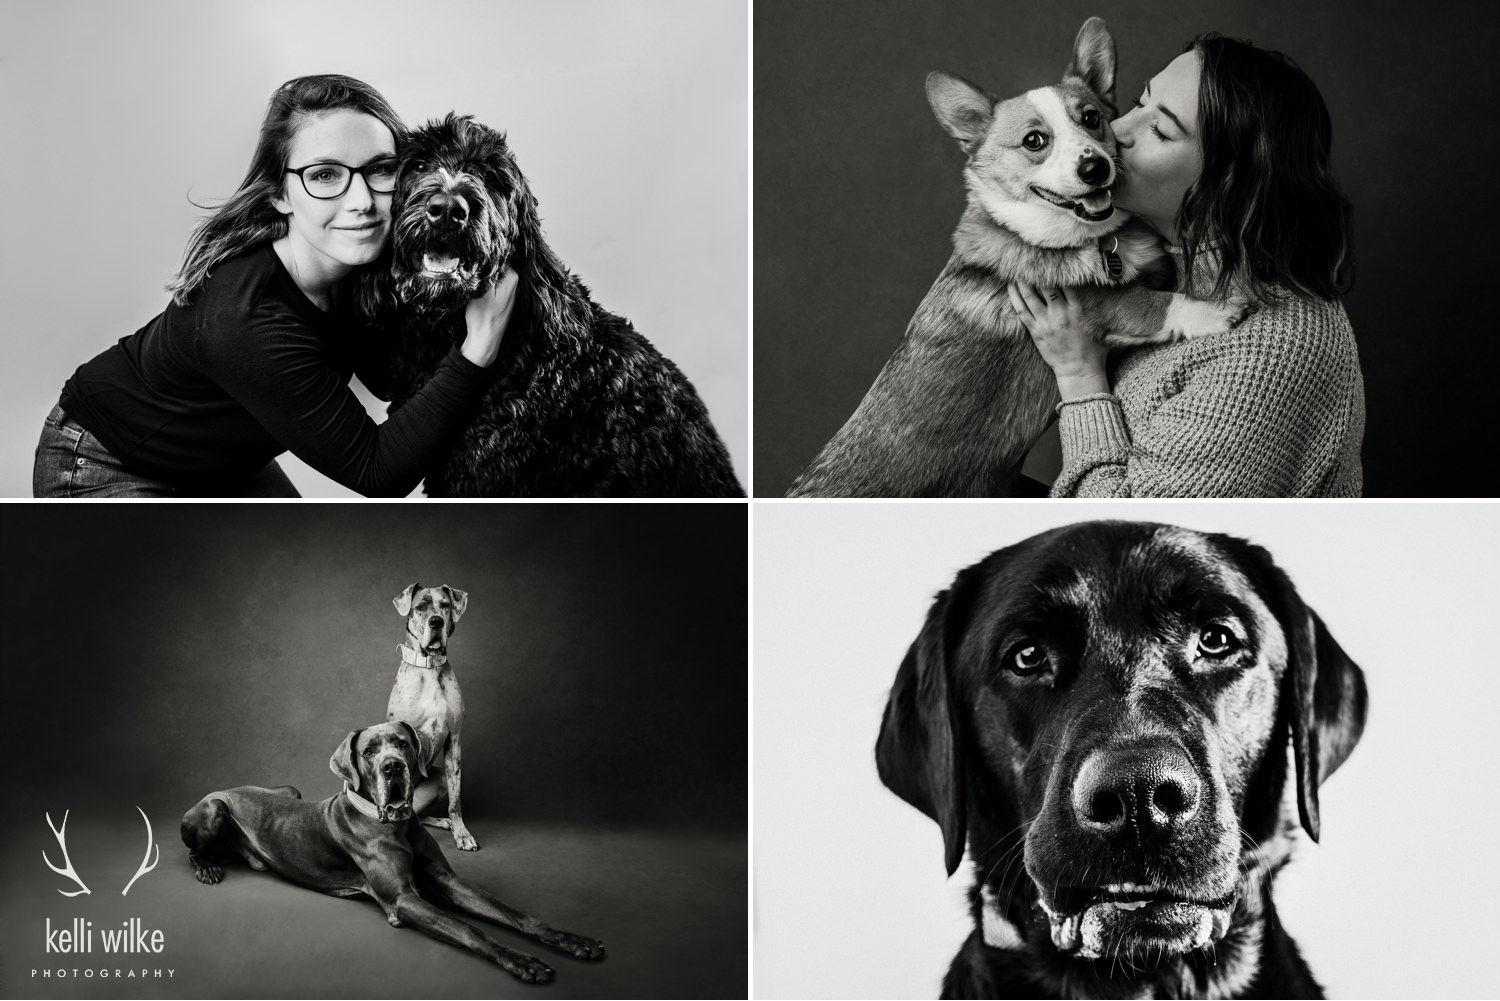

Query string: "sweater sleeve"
[[198, 308, 488, 497], [1051, 305, 1355, 498]]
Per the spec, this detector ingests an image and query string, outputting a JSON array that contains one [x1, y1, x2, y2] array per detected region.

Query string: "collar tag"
[[1100, 235, 1123, 281]]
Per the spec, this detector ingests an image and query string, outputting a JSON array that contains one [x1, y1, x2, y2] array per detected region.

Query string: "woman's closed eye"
[[1132, 97, 1173, 142]]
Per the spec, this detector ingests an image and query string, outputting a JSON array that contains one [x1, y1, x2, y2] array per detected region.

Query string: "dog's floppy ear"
[[394, 720, 429, 778], [926, 71, 995, 156], [1216, 536, 1368, 843], [1064, 17, 1118, 115], [330, 729, 364, 791], [394, 583, 421, 617], [876, 580, 973, 876], [1282, 606, 1368, 842], [442, 586, 469, 624]]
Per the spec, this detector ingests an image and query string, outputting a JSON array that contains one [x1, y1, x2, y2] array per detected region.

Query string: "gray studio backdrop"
[[0, 503, 746, 998], [754, 0, 1500, 496], [0, 0, 747, 496], [755, 502, 1500, 1000]]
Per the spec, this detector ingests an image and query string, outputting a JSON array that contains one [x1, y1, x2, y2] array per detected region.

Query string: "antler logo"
[[43, 809, 160, 897]]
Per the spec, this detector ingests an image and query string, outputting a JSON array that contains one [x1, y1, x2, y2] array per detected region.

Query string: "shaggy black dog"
[[380, 114, 743, 497]]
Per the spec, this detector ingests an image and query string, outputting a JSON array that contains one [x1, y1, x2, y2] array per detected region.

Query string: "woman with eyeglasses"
[[33, 74, 515, 497]]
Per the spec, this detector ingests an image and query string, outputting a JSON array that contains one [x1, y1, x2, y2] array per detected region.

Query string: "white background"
[[0, 0, 747, 496], [754, 501, 1500, 1000]]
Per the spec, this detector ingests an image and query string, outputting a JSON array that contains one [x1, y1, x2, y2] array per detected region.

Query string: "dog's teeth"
[[422, 252, 460, 274]]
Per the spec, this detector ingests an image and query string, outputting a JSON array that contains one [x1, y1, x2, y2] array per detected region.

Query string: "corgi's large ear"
[[927, 71, 995, 156], [876, 578, 975, 877], [1065, 17, 1117, 115]]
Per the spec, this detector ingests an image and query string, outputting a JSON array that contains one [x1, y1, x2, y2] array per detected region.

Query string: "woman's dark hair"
[[1176, 34, 1354, 302], [166, 74, 406, 305]]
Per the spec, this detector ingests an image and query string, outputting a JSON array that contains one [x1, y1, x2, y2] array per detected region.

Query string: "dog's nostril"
[[1085, 790, 1124, 827], [425, 193, 469, 228]]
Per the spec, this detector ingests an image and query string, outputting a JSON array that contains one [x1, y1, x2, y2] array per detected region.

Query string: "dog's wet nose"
[[425, 192, 469, 229], [381, 758, 406, 778], [1072, 742, 1201, 837], [1077, 154, 1110, 187], [428, 616, 444, 630]]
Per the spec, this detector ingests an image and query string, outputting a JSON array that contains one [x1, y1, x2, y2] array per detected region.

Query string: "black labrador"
[[877, 521, 1366, 999]]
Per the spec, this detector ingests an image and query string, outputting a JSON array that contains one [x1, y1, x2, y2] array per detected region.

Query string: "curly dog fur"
[[373, 114, 743, 497]]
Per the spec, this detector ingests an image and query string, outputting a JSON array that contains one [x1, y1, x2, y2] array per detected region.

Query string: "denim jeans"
[[33, 404, 301, 498]]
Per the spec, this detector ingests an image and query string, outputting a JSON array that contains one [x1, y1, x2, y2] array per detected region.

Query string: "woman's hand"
[[1008, 280, 1111, 400], [460, 266, 520, 368]]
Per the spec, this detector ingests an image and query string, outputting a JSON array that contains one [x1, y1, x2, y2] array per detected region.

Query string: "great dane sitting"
[[180, 721, 604, 984], [877, 520, 1367, 999], [387, 582, 476, 851]]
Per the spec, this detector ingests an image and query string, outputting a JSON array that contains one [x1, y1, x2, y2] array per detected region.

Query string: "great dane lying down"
[[180, 722, 604, 984], [877, 521, 1366, 999]]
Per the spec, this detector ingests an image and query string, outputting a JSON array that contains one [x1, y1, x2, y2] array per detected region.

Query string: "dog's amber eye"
[[1081, 109, 1100, 129], [1022, 131, 1048, 152], [1197, 628, 1238, 657], [1009, 643, 1050, 675]]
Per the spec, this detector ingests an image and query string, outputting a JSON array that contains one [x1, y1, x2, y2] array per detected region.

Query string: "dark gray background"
[[754, 0, 1500, 497], [0, 503, 746, 998]]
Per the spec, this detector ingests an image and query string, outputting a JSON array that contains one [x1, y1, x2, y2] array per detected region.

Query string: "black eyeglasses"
[[285, 157, 399, 199]]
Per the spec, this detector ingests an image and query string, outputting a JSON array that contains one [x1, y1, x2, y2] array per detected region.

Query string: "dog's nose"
[[428, 616, 444, 630], [1077, 154, 1110, 187], [425, 192, 469, 229], [381, 758, 406, 778], [1071, 741, 1201, 837]]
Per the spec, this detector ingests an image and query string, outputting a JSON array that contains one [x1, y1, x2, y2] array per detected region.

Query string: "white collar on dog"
[[399, 643, 446, 669], [980, 885, 1025, 951], [342, 783, 382, 820]]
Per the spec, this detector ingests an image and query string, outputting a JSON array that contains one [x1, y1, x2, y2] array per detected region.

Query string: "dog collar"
[[342, 783, 382, 820], [980, 885, 1026, 951], [399, 643, 447, 669]]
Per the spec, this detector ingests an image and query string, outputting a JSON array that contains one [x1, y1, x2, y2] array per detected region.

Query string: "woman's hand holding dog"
[[1009, 280, 1111, 401], [460, 266, 521, 368]]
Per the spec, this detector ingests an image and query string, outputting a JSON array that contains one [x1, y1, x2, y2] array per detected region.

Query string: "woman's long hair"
[[1176, 34, 1354, 302], [166, 74, 406, 305]]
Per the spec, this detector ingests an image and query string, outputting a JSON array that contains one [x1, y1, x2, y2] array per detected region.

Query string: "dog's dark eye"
[[1007, 643, 1050, 675], [1081, 109, 1100, 129], [1197, 627, 1238, 657], [1022, 131, 1048, 152], [362, 746, 376, 757]]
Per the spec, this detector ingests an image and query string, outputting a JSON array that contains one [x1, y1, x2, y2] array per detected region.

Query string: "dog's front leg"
[[1079, 285, 1250, 346], [371, 873, 555, 983], [444, 733, 478, 851], [415, 850, 605, 961]]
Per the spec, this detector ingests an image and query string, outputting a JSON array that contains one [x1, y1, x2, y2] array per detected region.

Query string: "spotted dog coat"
[[386, 582, 477, 852], [876, 521, 1366, 999], [374, 114, 743, 498], [180, 722, 605, 985]]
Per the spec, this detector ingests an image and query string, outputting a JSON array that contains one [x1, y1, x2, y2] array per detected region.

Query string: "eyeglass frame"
[[284, 156, 400, 200]]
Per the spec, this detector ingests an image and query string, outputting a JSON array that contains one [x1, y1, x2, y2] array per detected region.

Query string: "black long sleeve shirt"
[[60, 243, 488, 496]]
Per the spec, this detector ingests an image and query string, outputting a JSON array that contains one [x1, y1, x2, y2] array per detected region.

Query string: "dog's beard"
[[391, 178, 513, 315]]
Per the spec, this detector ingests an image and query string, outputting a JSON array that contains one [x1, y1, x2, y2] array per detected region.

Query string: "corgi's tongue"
[[1079, 191, 1112, 213]]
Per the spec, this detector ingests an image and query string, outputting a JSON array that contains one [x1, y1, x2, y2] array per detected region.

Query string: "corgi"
[[787, 17, 1246, 498]]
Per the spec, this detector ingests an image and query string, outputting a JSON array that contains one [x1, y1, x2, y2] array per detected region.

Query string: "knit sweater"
[[1051, 249, 1365, 498]]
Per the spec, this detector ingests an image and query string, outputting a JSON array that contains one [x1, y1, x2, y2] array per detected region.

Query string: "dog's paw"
[[421, 816, 453, 830], [543, 929, 606, 961], [454, 830, 479, 851], [192, 861, 223, 885], [1161, 293, 1252, 340], [500, 952, 554, 984]]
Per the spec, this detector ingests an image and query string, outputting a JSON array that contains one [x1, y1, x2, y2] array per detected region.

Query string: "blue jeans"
[[33, 404, 301, 498]]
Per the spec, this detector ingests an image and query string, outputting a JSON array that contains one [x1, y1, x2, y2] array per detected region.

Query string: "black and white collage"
[[1, 1, 1496, 999]]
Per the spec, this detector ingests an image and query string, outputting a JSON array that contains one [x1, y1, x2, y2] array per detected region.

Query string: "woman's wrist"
[[459, 331, 501, 368], [1055, 367, 1111, 401]]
